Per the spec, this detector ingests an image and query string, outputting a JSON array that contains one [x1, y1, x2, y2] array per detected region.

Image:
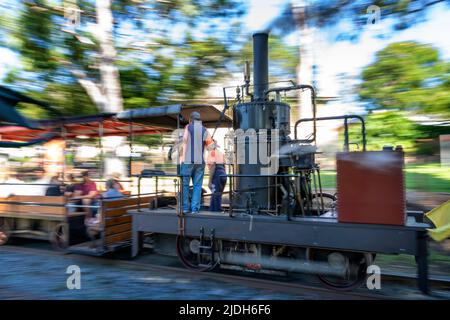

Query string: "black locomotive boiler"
[[130, 33, 431, 292]]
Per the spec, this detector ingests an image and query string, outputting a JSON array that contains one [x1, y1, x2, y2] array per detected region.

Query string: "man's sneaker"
[[191, 211, 199, 214]]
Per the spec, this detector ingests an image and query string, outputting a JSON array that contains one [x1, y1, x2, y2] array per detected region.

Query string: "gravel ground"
[[0, 250, 310, 300]]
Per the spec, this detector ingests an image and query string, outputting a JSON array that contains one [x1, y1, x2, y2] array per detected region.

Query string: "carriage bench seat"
[[0, 195, 87, 247], [0, 195, 68, 219], [82, 196, 154, 253]]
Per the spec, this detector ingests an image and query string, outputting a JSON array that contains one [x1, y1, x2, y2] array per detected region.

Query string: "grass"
[[374, 250, 450, 277], [404, 164, 450, 193], [319, 163, 450, 193]]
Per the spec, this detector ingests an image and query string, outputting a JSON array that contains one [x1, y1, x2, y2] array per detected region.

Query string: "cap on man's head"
[[190, 111, 201, 121]]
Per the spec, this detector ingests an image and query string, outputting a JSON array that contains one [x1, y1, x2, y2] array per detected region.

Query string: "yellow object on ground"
[[425, 200, 450, 242]]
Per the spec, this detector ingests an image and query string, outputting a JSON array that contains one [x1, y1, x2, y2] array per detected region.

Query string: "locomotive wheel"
[[175, 235, 218, 272], [307, 248, 373, 291], [0, 218, 10, 246], [51, 223, 68, 251]]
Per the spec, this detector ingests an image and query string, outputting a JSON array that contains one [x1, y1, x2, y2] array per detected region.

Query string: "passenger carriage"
[[0, 87, 230, 255]]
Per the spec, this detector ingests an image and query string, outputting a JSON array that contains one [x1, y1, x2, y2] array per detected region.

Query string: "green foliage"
[[346, 111, 421, 152], [358, 41, 450, 117], [119, 32, 238, 108], [17, 1, 57, 72], [354, 41, 450, 155], [132, 134, 163, 148], [241, 34, 298, 81]]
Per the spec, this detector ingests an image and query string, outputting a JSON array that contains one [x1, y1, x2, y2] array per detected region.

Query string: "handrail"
[[0, 192, 158, 207], [294, 115, 366, 152]]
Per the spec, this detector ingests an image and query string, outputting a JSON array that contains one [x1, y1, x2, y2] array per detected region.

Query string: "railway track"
[[1, 243, 448, 300], [382, 272, 450, 290]]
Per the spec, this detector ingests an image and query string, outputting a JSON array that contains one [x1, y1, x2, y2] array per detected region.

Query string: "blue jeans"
[[210, 168, 226, 211], [181, 163, 205, 213]]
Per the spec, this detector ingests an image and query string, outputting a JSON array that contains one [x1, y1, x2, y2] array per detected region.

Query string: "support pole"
[[98, 122, 104, 178], [128, 118, 133, 177], [417, 231, 429, 294], [61, 125, 67, 179], [344, 117, 349, 152]]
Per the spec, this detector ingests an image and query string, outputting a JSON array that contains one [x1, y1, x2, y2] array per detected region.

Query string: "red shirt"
[[75, 181, 98, 196]]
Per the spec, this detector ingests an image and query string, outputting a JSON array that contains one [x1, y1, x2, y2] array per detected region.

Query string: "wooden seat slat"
[[96, 195, 174, 250], [0, 212, 66, 220], [0, 204, 66, 215], [104, 215, 131, 227], [0, 196, 66, 205], [104, 203, 151, 218], [105, 231, 132, 245], [103, 196, 153, 208], [105, 223, 132, 236]]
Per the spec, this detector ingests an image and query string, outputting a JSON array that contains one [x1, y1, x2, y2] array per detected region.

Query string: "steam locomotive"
[[130, 33, 431, 292]]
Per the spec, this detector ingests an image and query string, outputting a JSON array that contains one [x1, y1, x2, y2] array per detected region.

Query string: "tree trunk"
[[293, 1, 314, 131], [297, 25, 314, 119], [69, 67, 109, 110], [95, 0, 123, 113], [94, 0, 127, 180]]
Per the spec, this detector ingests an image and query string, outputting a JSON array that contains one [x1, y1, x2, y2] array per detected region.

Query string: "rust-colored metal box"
[[336, 151, 406, 226]]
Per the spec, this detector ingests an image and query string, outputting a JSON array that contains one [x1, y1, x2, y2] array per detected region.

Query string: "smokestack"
[[253, 32, 269, 101]]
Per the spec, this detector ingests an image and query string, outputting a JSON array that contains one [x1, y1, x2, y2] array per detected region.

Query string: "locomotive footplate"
[[130, 208, 430, 293]]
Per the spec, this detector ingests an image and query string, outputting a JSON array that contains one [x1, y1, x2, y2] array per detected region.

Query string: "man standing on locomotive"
[[180, 111, 214, 214]]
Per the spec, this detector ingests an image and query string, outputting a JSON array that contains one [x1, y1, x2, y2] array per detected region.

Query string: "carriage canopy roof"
[[0, 86, 46, 129], [0, 102, 232, 142]]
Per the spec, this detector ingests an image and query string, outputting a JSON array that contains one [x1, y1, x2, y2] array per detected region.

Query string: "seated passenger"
[[86, 179, 124, 247], [64, 173, 79, 197], [45, 176, 64, 196], [109, 172, 125, 192], [102, 179, 124, 200], [71, 171, 99, 220]]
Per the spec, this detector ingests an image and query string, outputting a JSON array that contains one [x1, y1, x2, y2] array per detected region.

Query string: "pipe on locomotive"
[[221, 252, 348, 277], [252, 32, 269, 101]]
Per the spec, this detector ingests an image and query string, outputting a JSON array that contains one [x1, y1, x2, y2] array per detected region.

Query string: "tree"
[[0, 0, 246, 115], [240, 34, 298, 82], [267, 0, 450, 119], [346, 41, 450, 154], [358, 41, 450, 117], [347, 111, 420, 152]]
